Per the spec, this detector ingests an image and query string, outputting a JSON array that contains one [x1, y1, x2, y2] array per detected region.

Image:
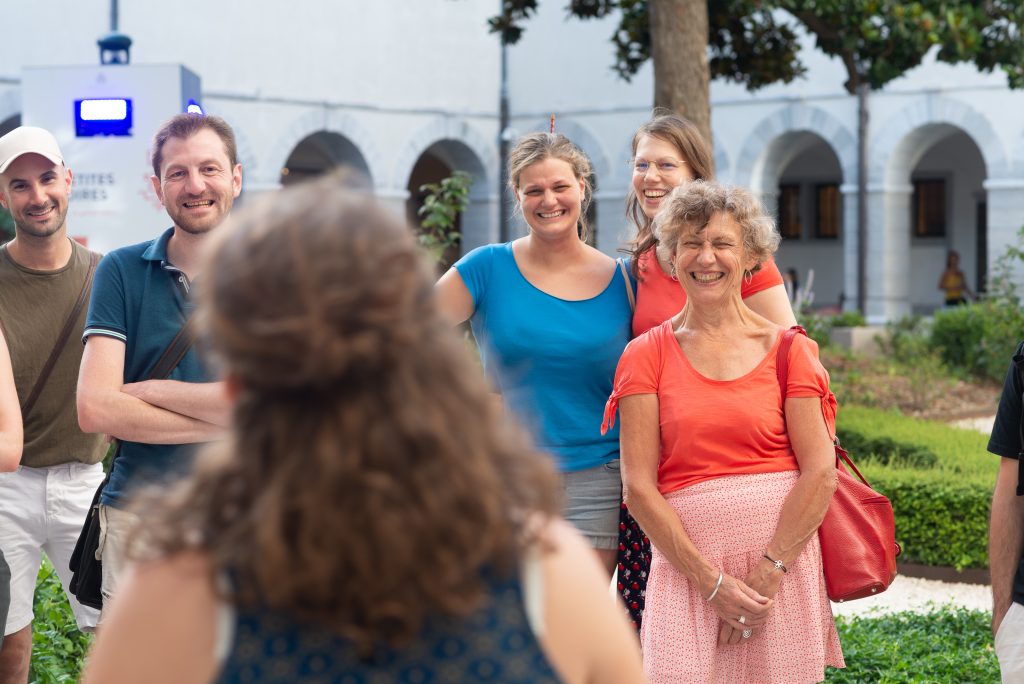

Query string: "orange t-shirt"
[[603, 322, 836, 496], [631, 248, 784, 337]]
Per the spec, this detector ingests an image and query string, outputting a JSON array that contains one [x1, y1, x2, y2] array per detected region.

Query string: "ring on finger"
[[742, 629, 753, 639], [738, 615, 746, 625]]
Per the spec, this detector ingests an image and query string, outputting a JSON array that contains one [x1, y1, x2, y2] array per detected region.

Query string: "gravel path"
[[830, 575, 991, 618]]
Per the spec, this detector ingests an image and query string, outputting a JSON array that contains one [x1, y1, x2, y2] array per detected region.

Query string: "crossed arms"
[[77, 336, 229, 444]]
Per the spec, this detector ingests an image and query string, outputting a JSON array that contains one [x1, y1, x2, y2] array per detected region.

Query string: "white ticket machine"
[[21, 64, 201, 253]]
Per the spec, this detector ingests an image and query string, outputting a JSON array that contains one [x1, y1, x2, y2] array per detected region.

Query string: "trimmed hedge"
[[836, 406, 996, 569]]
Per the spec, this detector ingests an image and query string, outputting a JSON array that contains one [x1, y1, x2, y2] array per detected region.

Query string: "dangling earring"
[[670, 264, 678, 281], [743, 269, 753, 286]]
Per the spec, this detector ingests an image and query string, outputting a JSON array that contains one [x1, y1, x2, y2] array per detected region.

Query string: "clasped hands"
[[707, 560, 784, 646]]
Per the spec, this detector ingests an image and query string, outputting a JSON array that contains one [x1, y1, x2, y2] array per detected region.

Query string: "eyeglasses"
[[630, 158, 688, 174]]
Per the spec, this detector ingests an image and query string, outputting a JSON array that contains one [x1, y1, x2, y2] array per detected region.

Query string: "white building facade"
[[2, 1, 1022, 320]]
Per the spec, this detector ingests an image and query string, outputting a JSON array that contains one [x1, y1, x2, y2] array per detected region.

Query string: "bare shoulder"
[[535, 519, 646, 684], [82, 551, 220, 684]]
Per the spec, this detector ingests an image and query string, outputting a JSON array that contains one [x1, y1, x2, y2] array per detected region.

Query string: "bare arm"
[[0, 329, 22, 471], [77, 336, 223, 444], [744, 284, 798, 328], [540, 519, 645, 684], [735, 396, 837, 643], [434, 267, 475, 326], [619, 394, 772, 641], [991, 457, 1024, 635], [121, 380, 231, 427], [81, 553, 218, 684]]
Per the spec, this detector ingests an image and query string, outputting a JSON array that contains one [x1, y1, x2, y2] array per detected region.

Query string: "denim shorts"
[[561, 459, 622, 550]]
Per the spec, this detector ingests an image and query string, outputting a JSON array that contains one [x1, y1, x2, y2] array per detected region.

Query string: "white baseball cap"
[[0, 126, 65, 175]]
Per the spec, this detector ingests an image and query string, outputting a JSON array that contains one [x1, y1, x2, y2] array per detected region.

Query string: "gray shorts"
[[562, 459, 622, 550]]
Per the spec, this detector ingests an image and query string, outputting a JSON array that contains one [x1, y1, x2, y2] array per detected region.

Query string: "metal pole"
[[110, 0, 118, 31], [498, 33, 510, 243], [856, 82, 868, 315]]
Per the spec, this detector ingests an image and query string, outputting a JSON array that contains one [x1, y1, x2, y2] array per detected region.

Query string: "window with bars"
[[912, 178, 946, 238], [778, 184, 801, 239], [815, 183, 840, 239]]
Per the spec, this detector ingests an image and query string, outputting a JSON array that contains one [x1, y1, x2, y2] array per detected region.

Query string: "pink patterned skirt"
[[641, 471, 845, 683]]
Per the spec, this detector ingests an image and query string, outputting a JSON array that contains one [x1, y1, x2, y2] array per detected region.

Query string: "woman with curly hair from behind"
[[81, 173, 644, 684]]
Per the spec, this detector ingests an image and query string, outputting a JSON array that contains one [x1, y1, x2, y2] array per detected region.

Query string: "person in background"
[[617, 113, 798, 632], [81, 174, 645, 684], [784, 268, 800, 302], [937, 250, 974, 306], [0, 126, 105, 681], [77, 113, 238, 604], [435, 132, 632, 575], [987, 342, 1024, 682], [606, 182, 843, 682]]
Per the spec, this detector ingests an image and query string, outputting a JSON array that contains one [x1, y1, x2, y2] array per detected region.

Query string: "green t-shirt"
[[0, 239, 106, 467]]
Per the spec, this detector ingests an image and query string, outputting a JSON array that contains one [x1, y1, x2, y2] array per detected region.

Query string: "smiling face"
[[0, 153, 72, 240], [515, 157, 585, 240], [632, 134, 696, 221], [672, 211, 756, 303], [151, 128, 242, 235]]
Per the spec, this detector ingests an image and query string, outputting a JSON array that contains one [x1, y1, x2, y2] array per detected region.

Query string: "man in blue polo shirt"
[[77, 113, 240, 603]]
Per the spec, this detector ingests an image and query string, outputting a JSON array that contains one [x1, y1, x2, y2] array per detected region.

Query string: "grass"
[[28, 557, 92, 684], [827, 607, 998, 682], [839, 404, 996, 482]]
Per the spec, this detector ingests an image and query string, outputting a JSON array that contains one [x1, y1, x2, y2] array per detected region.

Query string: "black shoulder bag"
[[69, 316, 198, 610]]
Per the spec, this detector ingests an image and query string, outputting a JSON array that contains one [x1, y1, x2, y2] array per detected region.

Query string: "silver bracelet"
[[705, 570, 724, 602]]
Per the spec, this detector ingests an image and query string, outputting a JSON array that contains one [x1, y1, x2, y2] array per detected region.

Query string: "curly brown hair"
[[133, 172, 562, 651], [626, 113, 714, 278], [653, 181, 780, 275]]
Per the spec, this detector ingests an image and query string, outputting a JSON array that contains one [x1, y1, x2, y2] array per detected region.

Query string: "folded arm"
[[121, 380, 230, 427], [619, 393, 772, 643], [0, 329, 22, 471], [77, 336, 224, 444]]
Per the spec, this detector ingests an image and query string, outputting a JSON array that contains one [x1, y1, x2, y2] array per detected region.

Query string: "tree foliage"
[[490, 1, 1024, 94]]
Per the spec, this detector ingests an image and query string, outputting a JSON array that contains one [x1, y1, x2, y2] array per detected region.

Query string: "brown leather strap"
[[148, 314, 197, 381], [22, 251, 101, 419]]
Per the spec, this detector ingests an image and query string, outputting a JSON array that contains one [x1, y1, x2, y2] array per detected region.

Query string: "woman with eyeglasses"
[[616, 114, 797, 633]]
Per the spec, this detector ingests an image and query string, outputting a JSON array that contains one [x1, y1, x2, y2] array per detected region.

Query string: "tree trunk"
[[649, 0, 712, 148]]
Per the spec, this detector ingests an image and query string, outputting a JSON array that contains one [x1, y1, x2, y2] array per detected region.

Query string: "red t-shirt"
[[631, 247, 784, 337], [603, 322, 836, 496]]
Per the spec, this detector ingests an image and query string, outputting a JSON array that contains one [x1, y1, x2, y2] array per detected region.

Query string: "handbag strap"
[[617, 258, 635, 313], [22, 251, 101, 419], [775, 325, 874, 491], [148, 314, 198, 381]]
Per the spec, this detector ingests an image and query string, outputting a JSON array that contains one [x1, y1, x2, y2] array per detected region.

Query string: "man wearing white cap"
[[0, 126, 107, 681]]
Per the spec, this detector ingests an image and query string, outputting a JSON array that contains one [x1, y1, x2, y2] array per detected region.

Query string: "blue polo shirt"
[[83, 227, 214, 508]]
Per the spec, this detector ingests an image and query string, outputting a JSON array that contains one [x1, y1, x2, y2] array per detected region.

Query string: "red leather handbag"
[[777, 326, 902, 602]]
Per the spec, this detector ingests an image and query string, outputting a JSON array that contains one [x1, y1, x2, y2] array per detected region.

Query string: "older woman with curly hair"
[[82, 175, 644, 684], [603, 182, 844, 683]]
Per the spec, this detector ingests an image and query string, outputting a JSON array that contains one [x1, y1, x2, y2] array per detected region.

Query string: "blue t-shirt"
[[455, 243, 632, 472], [83, 227, 214, 508]]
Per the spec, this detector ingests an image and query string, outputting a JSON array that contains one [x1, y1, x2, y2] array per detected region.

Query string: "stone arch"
[[872, 95, 1005, 186], [263, 110, 381, 188], [734, 104, 857, 194], [392, 117, 494, 195]]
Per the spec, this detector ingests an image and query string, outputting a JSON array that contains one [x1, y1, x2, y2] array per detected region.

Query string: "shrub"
[[827, 608, 998, 682], [29, 557, 92, 683], [836, 405, 996, 568], [931, 299, 1024, 383], [799, 310, 868, 349], [862, 465, 992, 569]]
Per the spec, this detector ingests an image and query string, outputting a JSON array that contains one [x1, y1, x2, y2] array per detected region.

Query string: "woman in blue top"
[[436, 132, 633, 573]]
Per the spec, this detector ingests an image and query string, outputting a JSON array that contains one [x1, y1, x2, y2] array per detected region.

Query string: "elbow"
[[76, 391, 107, 435], [0, 443, 20, 472], [818, 466, 839, 500]]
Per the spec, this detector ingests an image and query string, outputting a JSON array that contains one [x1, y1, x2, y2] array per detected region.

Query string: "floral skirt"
[[641, 471, 845, 684]]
